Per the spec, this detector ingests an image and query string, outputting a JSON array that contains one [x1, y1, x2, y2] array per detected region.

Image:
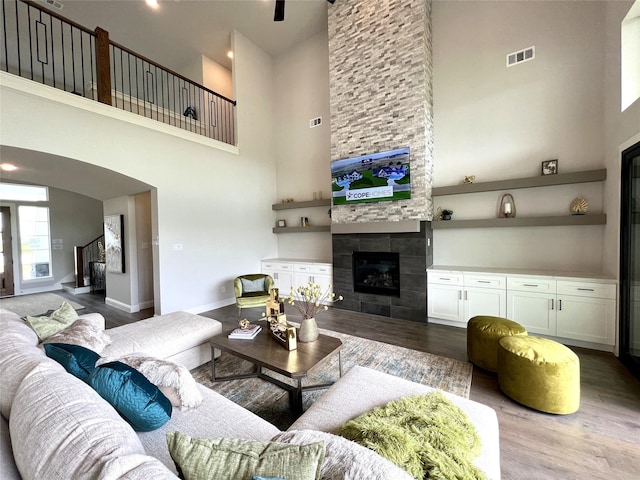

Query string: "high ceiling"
[[1, 0, 330, 199], [59, 0, 329, 72]]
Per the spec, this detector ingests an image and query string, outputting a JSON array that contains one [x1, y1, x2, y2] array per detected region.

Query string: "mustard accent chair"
[[497, 335, 580, 414], [467, 315, 528, 372], [234, 274, 275, 317]]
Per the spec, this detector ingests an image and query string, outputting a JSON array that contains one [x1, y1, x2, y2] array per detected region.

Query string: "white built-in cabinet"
[[427, 272, 506, 325], [261, 259, 332, 301], [428, 267, 617, 351]]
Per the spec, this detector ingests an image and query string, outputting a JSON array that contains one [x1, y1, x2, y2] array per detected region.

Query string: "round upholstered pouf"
[[466, 316, 528, 372], [497, 336, 580, 414]]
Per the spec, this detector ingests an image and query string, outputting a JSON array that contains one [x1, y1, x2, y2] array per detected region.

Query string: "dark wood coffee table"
[[209, 322, 343, 414]]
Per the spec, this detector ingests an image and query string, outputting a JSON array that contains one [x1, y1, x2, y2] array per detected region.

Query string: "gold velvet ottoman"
[[466, 316, 528, 372], [497, 336, 580, 414]]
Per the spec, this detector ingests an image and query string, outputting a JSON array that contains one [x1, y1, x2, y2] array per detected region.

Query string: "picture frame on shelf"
[[541, 159, 558, 175], [277, 220, 286, 228]]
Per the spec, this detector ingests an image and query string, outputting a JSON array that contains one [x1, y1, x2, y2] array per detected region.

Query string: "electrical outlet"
[[173, 243, 183, 251]]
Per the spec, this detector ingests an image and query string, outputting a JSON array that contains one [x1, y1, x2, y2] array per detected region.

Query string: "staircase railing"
[[74, 235, 104, 288], [1, 0, 236, 145]]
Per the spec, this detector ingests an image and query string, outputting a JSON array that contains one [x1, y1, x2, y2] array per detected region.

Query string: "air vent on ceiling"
[[41, 0, 64, 10], [506, 46, 535, 67]]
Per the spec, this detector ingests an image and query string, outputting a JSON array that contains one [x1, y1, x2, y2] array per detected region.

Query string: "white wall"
[[0, 186, 103, 294], [272, 30, 332, 261], [0, 31, 278, 314], [181, 55, 234, 100], [431, 0, 611, 273], [604, 1, 640, 277], [135, 191, 154, 309]]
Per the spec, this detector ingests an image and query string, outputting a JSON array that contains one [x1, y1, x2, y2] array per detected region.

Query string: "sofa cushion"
[[289, 366, 501, 480], [1, 416, 20, 480], [9, 363, 148, 479], [89, 361, 172, 432], [102, 311, 221, 365], [272, 430, 414, 480], [338, 391, 484, 480], [44, 343, 100, 382], [166, 431, 325, 480], [42, 318, 112, 353], [25, 300, 78, 340], [137, 384, 280, 474], [0, 309, 57, 418], [97, 353, 202, 410]]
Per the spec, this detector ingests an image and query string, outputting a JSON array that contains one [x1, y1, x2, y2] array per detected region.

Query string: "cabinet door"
[[465, 287, 506, 321], [556, 296, 616, 345], [428, 284, 464, 323], [507, 290, 556, 335]]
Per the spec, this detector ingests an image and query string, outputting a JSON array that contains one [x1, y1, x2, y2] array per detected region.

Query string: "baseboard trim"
[[187, 297, 235, 315], [105, 296, 135, 313]]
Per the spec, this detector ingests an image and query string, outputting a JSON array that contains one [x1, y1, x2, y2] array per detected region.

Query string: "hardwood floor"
[[62, 291, 640, 480]]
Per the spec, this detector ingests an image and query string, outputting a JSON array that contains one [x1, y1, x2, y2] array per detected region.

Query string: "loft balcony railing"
[[1, 0, 236, 146]]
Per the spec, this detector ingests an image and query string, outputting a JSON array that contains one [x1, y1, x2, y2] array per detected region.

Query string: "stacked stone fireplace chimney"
[[328, 0, 434, 321]]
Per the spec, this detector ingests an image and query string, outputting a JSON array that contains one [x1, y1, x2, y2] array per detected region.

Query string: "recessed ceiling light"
[[227, 51, 234, 59], [0, 163, 18, 171], [145, 0, 159, 9]]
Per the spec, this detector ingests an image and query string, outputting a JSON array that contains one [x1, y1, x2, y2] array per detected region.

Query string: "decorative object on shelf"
[[499, 193, 516, 218], [435, 207, 454, 221], [300, 217, 309, 227], [541, 159, 558, 175], [287, 282, 343, 343], [277, 219, 286, 228], [281, 198, 295, 203], [462, 175, 476, 184], [570, 197, 589, 215]]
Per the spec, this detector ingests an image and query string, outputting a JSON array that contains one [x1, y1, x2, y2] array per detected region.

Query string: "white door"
[[465, 287, 506, 321], [428, 284, 464, 323], [556, 296, 616, 345], [507, 291, 556, 335]]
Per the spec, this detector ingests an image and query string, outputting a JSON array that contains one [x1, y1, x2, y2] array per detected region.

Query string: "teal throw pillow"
[[166, 431, 324, 480], [241, 277, 266, 293], [89, 361, 172, 432], [44, 343, 101, 383], [26, 301, 79, 341]]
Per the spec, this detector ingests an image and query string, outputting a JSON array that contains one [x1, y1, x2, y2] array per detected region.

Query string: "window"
[[18, 206, 52, 280], [0, 183, 48, 202]]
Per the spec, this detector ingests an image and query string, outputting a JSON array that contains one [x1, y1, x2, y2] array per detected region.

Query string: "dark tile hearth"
[[332, 221, 433, 322]]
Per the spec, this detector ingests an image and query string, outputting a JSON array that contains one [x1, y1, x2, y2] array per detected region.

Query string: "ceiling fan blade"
[[274, 0, 285, 22]]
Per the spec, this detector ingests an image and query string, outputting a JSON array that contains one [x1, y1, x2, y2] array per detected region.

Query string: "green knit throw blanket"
[[338, 391, 487, 480]]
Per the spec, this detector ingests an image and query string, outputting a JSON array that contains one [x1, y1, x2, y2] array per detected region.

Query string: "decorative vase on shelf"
[[298, 317, 319, 343]]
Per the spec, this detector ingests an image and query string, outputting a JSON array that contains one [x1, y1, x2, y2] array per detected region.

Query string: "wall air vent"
[[309, 117, 322, 128], [506, 46, 535, 67], [41, 0, 64, 10]]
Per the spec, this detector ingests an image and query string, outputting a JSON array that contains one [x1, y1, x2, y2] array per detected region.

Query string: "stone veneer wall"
[[328, 0, 433, 224]]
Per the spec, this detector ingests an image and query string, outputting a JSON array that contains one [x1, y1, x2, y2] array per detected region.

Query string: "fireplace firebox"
[[352, 252, 400, 297]]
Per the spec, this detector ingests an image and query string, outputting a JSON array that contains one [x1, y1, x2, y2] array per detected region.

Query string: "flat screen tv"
[[330, 147, 410, 205]]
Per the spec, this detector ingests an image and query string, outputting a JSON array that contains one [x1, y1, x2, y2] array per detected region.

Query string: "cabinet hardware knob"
[[524, 284, 539, 287], [559, 299, 562, 310], [577, 288, 594, 291], [478, 280, 491, 284], [551, 299, 554, 310]]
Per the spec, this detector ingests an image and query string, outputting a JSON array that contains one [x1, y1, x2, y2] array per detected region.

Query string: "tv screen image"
[[330, 147, 411, 205]]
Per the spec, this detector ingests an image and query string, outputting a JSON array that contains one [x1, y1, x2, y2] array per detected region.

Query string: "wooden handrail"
[[21, 0, 95, 36], [109, 39, 237, 104]]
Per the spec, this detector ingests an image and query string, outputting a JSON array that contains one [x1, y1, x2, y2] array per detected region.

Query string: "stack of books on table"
[[228, 324, 262, 340]]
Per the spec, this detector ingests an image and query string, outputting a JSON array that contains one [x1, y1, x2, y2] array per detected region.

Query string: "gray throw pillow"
[[272, 430, 414, 480], [241, 277, 266, 293]]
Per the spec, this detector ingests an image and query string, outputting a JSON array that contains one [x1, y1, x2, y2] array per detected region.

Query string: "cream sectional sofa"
[[0, 307, 501, 479]]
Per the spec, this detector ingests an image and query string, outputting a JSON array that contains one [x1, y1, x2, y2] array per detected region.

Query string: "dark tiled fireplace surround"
[[332, 221, 433, 322]]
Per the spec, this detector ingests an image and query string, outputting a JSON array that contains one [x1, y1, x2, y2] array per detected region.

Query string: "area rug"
[[0, 292, 84, 317], [191, 328, 473, 430]]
